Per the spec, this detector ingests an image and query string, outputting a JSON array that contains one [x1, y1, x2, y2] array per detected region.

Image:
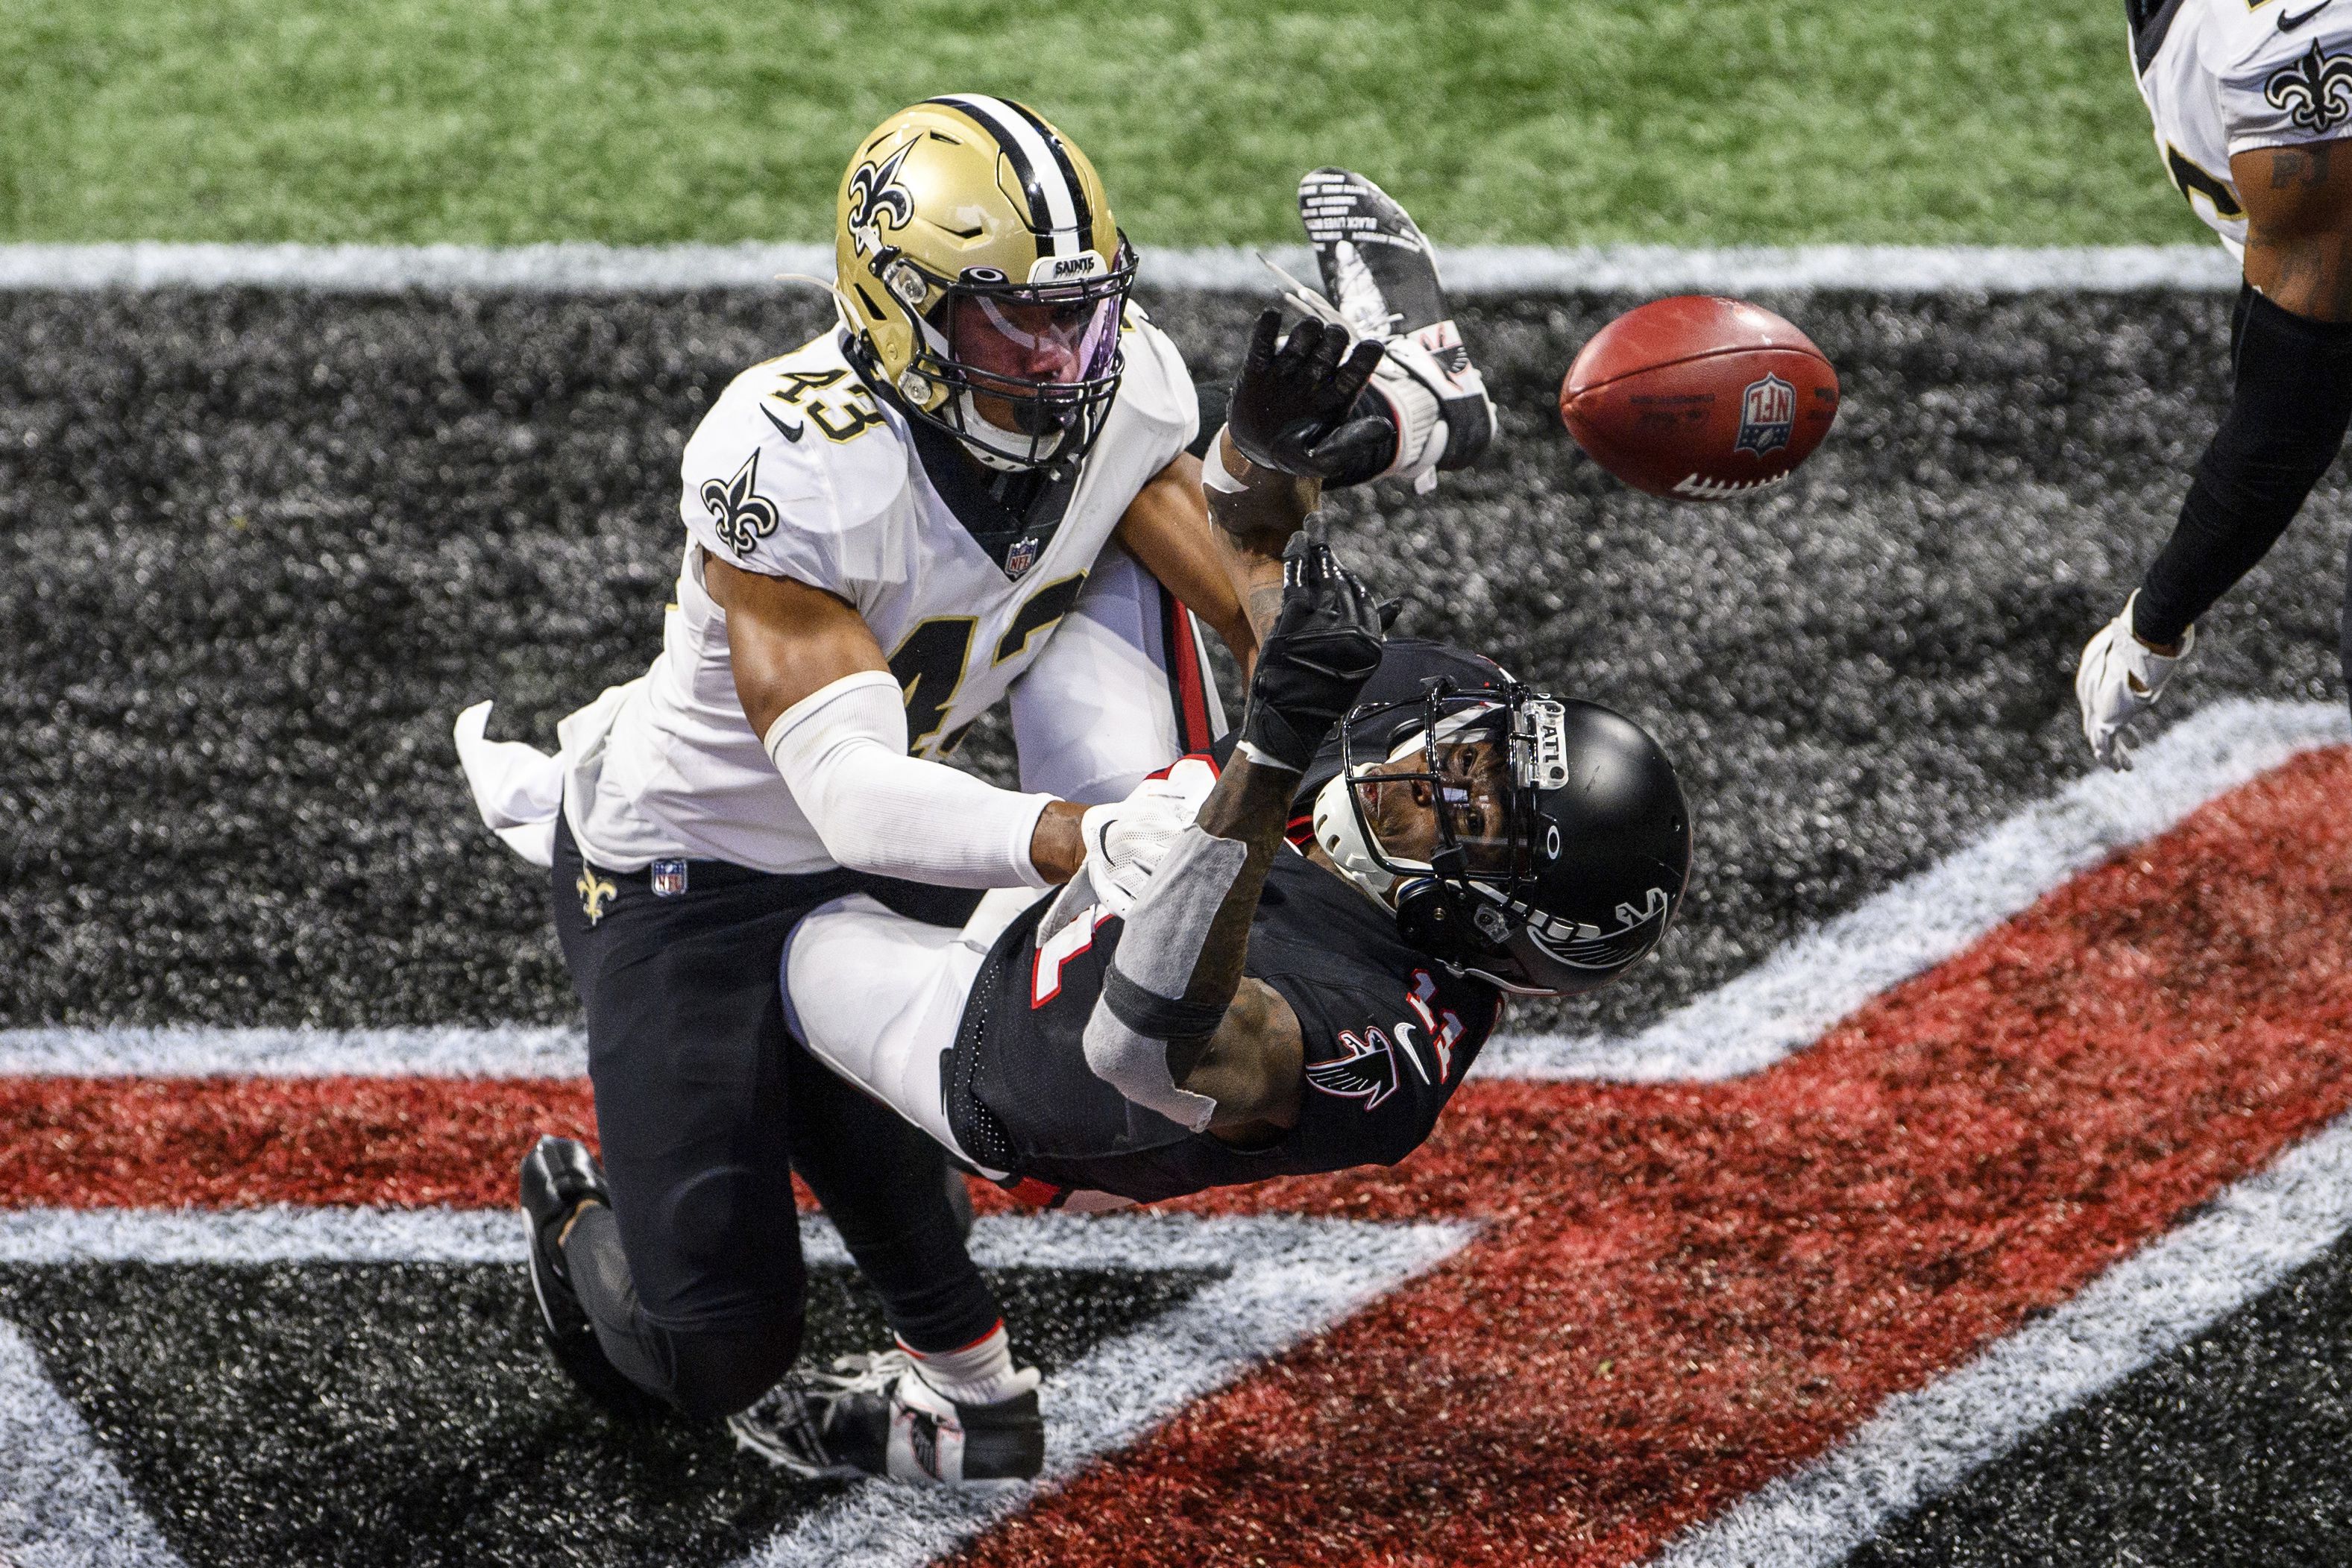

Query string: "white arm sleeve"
[[764, 670, 1054, 890]]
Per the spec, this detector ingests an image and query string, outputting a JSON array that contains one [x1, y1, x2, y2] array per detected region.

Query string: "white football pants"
[[1007, 541, 1226, 803]]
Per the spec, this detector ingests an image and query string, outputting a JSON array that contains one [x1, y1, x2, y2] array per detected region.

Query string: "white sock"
[[901, 1322, 1034, 1407]]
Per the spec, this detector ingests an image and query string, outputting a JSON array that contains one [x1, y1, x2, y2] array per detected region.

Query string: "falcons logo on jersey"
[[1305, 1028, 1400, 1111]]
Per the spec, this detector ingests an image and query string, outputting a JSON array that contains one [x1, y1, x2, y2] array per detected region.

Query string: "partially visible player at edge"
[[720, 328, 1688, 1485], [2079, 0, 2352, 765], [450, 100, 1494, 1439]]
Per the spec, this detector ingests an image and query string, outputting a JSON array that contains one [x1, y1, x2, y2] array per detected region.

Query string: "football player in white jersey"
[[2079, 0, 2352, 766], [451, 96, 1488, 1448]]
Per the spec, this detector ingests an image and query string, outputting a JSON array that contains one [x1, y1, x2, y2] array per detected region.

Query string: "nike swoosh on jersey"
[[2280, 2, 2329, 32], [760, 405, 805, 442]]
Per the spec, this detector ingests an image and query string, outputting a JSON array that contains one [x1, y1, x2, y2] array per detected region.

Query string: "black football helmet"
[[1309, 679, 1692, 997]]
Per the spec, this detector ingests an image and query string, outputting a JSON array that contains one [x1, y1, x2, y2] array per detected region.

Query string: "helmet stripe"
[[926, 94, 1081, 255], [996, 98, 1094, 251]]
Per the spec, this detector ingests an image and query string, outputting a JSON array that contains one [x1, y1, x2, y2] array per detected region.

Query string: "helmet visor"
[[950, 292, 1123, 392]]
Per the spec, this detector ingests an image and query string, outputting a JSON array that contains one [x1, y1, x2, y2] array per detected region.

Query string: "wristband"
[[1201, 426, 1248, 494]]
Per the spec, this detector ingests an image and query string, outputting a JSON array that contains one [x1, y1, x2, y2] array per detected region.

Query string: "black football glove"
[[1239, 529, 1385, 772], [1224, 309, 1390, 479]]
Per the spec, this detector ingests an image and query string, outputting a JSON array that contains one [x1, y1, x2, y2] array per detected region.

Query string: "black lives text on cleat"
[[1292, 167, 1494, 479]]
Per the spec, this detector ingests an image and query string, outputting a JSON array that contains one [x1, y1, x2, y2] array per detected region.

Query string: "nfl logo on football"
[[1733, 373, 1796, 456], [650, 858, 688, 898]]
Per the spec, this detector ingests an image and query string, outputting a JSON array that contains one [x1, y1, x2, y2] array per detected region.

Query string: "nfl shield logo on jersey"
[[1003, 535, 1040, 580], [1733, 374, 1796, 456], [650, 859, 688, 898]]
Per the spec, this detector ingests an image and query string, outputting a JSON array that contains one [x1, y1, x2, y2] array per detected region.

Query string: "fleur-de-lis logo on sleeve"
[[701, 451, 781, 557], [2265, 42, 2352, 133]]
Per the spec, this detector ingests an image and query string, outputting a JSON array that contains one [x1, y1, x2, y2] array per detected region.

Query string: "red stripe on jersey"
[[946, 746, 2352, 1567], [1160, 585, 1216, 752]]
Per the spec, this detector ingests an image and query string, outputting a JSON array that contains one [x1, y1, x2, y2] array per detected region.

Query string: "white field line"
[[0, 1318, 188, 1568], [0, 1205, 1460, 1277], [1645, 1105, 2352, 1567], [1480, 698, 2351, 1081], [0, 242, 2239, 295], [5, 699, 2341, 1089], [0, 1024, 591, 1079], [732, 1214, 1471, 1568], [0, 1207, 1471, 1568]]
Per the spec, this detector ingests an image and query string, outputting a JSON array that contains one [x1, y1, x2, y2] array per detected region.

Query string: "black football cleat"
[[729, 1350, 1045, 1485], [518, 1135, 663, 1420], [1295, 166, 1494, 479]]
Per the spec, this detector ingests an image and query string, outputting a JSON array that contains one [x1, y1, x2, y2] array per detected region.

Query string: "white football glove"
[[1078, 758, 1219, 914], [1036, 758, 1219, 945], [2076, 591, 2195, 772]]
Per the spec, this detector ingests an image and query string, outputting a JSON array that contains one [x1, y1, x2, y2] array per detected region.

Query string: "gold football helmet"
[[834, 95, 1135, 470]]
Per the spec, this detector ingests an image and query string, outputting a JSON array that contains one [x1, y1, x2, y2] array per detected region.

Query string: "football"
[[1559, 296, 1840, 501]]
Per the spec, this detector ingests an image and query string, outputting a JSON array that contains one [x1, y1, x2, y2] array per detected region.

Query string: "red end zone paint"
[[0, 1077, 598, 1209], [949, 746, 2352, 1567], [0, 1075, 1014, 1215], [3, 749, 2348, 1564]]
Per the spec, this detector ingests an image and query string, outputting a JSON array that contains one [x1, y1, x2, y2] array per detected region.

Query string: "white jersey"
[[562, 314, 1198, 875], [2134, 0, 2352, 260]]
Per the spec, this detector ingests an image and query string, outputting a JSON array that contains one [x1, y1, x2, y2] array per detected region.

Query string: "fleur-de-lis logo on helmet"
[[845, 142, 916, 257], [701, 451, 780, 557], [2265, 42, 2352, 134]]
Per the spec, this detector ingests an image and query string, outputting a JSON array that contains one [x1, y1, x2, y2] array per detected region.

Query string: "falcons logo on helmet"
[[1305, 1029, 1400, 1111], [1525, 886, 1674, 972]]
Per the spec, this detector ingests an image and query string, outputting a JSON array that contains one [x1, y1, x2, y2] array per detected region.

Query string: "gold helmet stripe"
[[925, 93, 1087, 256]]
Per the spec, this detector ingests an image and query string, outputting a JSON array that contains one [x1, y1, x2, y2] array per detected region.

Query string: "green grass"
[[0, 0, 2204, 248]]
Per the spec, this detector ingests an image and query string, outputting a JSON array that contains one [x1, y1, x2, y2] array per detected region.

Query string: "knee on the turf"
[[665, 1311, 805, 1422]]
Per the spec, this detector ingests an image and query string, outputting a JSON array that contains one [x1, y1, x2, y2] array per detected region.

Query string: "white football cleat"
[[2076, 591, 2195, 772], [729, 1348, 1044, 1485]]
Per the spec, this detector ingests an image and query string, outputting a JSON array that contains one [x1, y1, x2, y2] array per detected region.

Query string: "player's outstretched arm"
[[1081, 530, 1383, 1138], [1116, 312, 1383, 678], [1111, 450, 1256, 670], [705, 554, 1089, 884]]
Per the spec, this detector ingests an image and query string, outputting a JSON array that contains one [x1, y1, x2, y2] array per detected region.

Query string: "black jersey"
[[943, 847, 1502, 1205]]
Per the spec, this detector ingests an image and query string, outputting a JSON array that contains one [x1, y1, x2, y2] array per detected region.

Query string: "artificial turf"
[[0, 0, 2201, 248]]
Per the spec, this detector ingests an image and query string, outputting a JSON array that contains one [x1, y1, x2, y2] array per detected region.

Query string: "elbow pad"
[[1080, 825, 1248, 1132], [2137, 285, 2352, 645], [764, 671, 1053, 889]]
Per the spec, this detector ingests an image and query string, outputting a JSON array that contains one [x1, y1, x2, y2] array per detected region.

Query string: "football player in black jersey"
[[726, 334, 1691, 1482]]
